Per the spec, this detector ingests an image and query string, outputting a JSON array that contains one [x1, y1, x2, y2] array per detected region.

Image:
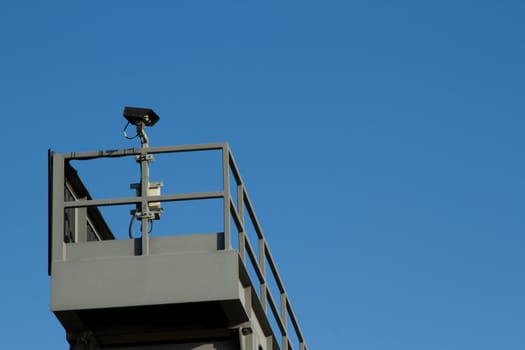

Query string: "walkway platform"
[[49, 144, 307, 350]]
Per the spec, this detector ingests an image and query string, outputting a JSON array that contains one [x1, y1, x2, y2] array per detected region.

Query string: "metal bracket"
[[135, 154, 155, 162], [135, 211, 156, 220]]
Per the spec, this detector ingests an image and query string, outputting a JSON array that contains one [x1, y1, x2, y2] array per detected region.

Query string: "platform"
[[49, 143, 307, 350]]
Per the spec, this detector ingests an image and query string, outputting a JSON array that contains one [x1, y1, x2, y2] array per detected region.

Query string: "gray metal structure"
[[49, 142, 308, 350]]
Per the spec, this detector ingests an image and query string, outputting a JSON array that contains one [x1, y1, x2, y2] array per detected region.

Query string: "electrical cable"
[[123, 121, 139, 140], [128, 214, 136, 239], [128, 214, 154, 239]]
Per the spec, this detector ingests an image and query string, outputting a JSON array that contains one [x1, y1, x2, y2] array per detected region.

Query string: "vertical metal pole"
[[52, 153, 66, 266], [281, 294, 288, 350], [138, 122, 150, 256], [238, 232, 246, 262], [237, 182, 245, 259], [260, 242, 267, 313], [222, 144, 231, 250], [140, 150, 150, 255], [237, 183, 244, 224], [75, 196, 87, 242]]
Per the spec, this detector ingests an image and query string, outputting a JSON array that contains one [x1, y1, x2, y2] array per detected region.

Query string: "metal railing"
[[226, 146, 308, 350], [49, 143, 308, 350]]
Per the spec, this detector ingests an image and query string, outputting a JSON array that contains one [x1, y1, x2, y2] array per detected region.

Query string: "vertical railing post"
[[236, 161, 245, 259], [237, 179, 245, 261], [281, 294, 288, 350], [75, 195, 87, 242], [222, 144, 231, 249], [260, 241, 267, 313], [236, 170, 244, 225], [51, 153, 66, 266]]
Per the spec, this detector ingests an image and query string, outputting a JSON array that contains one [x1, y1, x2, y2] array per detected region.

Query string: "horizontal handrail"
[[64, 142, 227, 160], [64, 191, 224, 208]]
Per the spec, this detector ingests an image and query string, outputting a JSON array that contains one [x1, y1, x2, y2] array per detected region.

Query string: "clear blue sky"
[[1, 1, 524, 349]]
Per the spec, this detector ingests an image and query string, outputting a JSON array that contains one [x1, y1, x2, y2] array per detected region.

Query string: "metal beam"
[[63, 192, 224, 208], [64, 143, 227, 160]]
